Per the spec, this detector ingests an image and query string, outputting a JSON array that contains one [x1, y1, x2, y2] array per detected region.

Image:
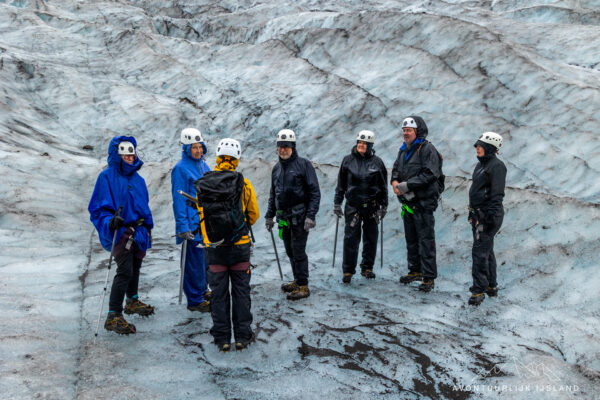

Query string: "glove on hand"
[[304, 218, 316, 231], [177, 231, 195, 241], [377, 207, 387, 220], [109, 215, 125, 231], [333, 204, 343, 217], [395, 181, 409, 194], [265, 218, 275, 232], [468, 210, 478, 226]]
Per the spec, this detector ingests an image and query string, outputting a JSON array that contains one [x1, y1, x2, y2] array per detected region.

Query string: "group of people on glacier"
[[88, 115, 507, 352]]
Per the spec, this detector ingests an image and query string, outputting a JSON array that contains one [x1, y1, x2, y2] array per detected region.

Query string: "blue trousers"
[[183, 240, 208, 306]]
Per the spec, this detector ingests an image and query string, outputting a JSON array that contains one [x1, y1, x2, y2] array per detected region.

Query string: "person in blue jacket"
[[88, 136, 155, 335], [171, 128, 212, 312]]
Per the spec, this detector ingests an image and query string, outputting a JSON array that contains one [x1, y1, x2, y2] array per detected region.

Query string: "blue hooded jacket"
[[171, 143, 210, 244], [88, 136, 154, 252]]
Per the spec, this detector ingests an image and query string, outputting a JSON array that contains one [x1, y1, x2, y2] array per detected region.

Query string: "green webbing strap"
[[278, 219, 289, 239], [401, 204, 414, 219]]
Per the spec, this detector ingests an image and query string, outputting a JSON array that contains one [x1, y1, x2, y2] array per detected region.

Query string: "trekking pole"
[[332, 216, 339, 269], [380, 218, 383, 270], [94, 206, 122, 342], [179, 239, 187, 304], [269, 229, 283, 280]]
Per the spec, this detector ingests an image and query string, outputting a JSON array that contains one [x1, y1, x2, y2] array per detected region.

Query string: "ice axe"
[[380, 218, 383, 270], [269, 229, 283, 280], [178, 239, 187, 305], [332, 215, 340, 269], [94, 206, 122, 342]]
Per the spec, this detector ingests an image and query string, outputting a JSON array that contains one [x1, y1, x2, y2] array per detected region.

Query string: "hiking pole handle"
[[269, 229, 283, 280], [332, 216, 339, 269], [177, 190, 197, 204], [94, 206, 123, 342]]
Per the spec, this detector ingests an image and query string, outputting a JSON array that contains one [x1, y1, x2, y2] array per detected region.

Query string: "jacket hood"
[[182, 142, 208, 161], [108, 135, 142, 175], [409, 115, 429, 138]]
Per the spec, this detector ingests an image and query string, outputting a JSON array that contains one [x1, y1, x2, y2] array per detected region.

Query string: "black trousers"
[[206, 244, 253, 344], [342, 211, 378, 274], [471, 214, 503, 293], [281, 219, 310, 286], [109, 249, 142, 314], [403, 210, 437, 280]]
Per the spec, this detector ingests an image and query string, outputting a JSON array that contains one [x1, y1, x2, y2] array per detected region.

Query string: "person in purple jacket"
[[171, 128, 212, 312], [89, 136, 154, 335]]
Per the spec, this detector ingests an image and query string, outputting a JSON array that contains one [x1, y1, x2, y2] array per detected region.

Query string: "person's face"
[[278, 145, 293, 160], [403, 127, 417, 144], [120, 154, 135, 164], [356, 141, 368, 154], [476, 145, 485, 157], [190, 143, 204, 159]]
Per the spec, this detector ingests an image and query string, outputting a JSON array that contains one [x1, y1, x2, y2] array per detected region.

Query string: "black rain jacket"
[[469, 152, 506, 221], [334, 146, 388, 212], [266, 149, 321, 220], [390, 116, 442, 212]]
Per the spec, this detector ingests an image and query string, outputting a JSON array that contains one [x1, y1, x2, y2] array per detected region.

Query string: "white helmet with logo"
[[180, 128, 204, 145], [402, 117, 418, 129], [277, 129, 296, 143], [118, 141, 136, 155], [477, 131, 503, 149], [216, 138, 241, 159], [356, 130, 375, 143]]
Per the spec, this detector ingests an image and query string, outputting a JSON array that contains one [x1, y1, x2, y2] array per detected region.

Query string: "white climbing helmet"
[[356, 130, 375, 143], [402, 117, 418, 129], [276, 129, 296, 143], [477, 131, 503, 149], [117, 141, 136, 155], [216, 138, 241, 159], [180, 128, 204, 145]]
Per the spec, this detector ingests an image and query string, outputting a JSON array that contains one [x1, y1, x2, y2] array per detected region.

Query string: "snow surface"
[[0, 0, 599, 399]]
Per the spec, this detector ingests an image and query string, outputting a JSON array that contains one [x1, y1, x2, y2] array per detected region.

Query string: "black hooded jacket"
[[334, 146, 388, 210], [469, 147, 506, 221], [266, 148, 321, 220], [390, 116, 442, 211]]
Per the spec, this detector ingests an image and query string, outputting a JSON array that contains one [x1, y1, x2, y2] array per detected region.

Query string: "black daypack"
[[417, 141, 445, 195], [194, 170, 247, 245]]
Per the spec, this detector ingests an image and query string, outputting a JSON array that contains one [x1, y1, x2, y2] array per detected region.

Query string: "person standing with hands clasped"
[[171, 128, 212, 312], [391, 116, 444, 293], [468, 132, 506, 306], [88, 136, 154, 335], [265, 129, 321, 301], [334, 130, 388, 284]]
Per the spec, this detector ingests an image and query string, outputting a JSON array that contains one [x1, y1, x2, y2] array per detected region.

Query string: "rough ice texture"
[[0, 0, 599, 399]]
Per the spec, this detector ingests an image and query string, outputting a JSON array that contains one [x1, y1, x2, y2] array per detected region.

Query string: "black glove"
[[468, 209, 478, 226], [377, 207, 387, 220], [333, 204, 343, 217], [109, 215, 125, 231], [265, 218, 275, 232]]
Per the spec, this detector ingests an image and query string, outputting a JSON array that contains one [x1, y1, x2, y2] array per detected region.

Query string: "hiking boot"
[[235, 335, 254, 351], [418, 279, 435, 292], [187, 300, 210, 313], [468, 293, 485, 306], [104, 312, 136, 335], [287, 285, 310, 301], [216, 343, 231, 352], [124, 298, 155, 316], [361, 269, 376, 279], [281, 280, 299, 293], [342, 273, 353, 284], [486, 287, 498, 297], [399, 271, 422, 284], [203, 290, 213, 301]]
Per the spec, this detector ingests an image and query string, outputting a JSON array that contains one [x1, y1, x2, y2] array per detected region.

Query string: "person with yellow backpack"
[[194, 138, 259, 352]]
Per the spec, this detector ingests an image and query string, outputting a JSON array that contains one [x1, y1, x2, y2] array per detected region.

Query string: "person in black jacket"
[[467, 132, 506, 306], [265, 129, 321, 300], [391, 116, 442, 292], [334, 130, 388, 283]]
